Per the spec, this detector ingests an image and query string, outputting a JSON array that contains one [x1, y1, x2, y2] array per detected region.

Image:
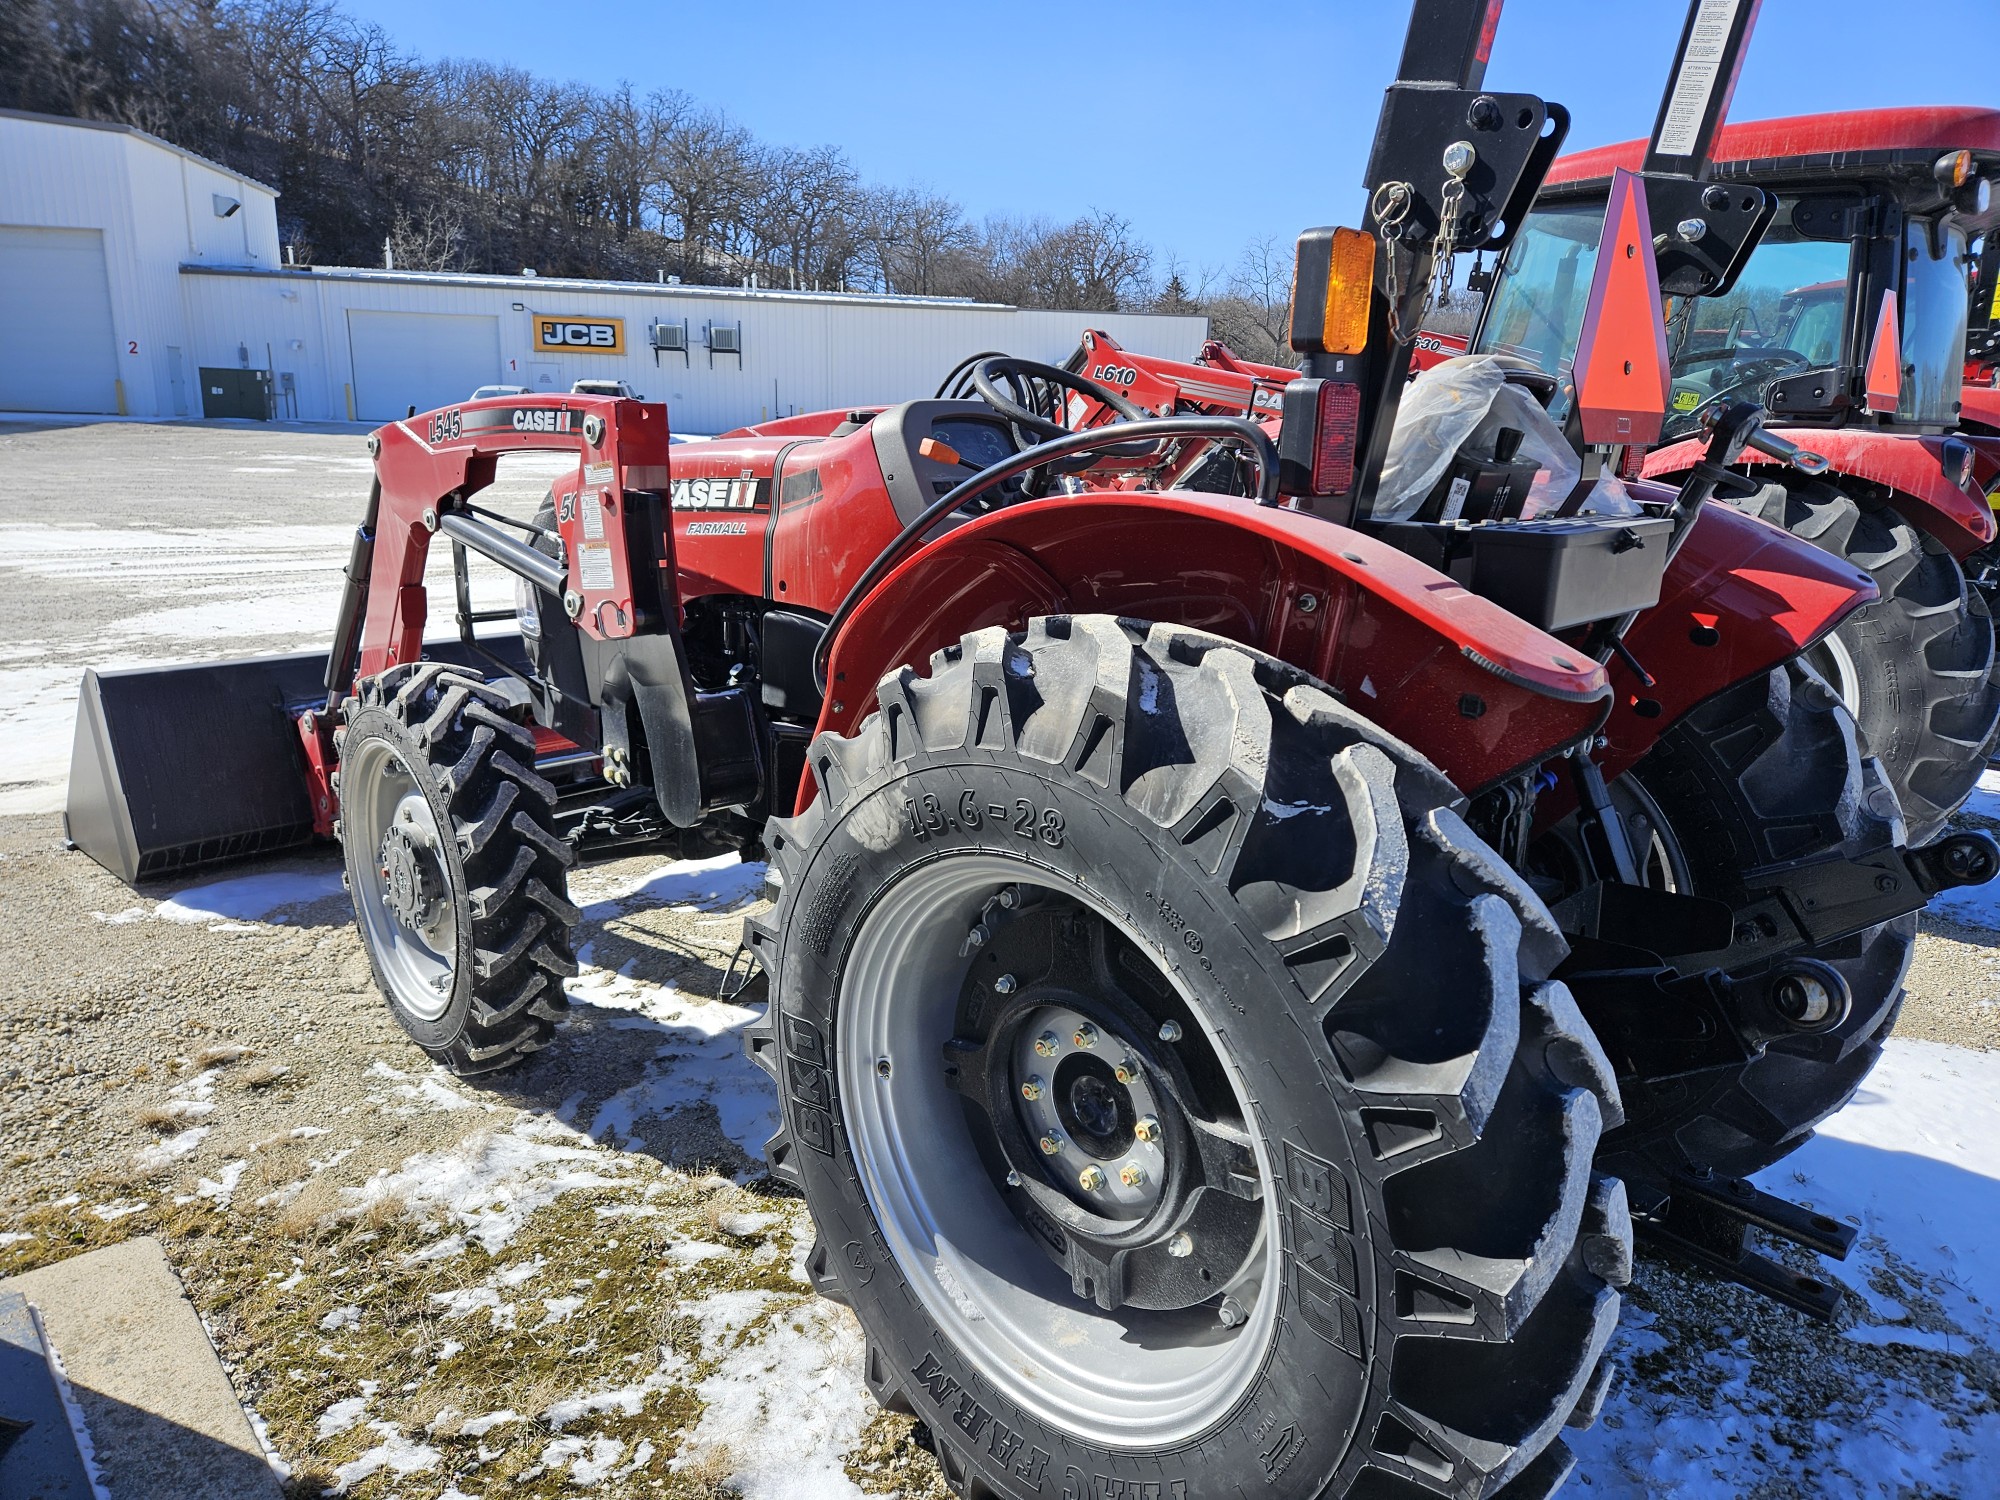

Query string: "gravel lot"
[[5, 417, 2000, 1497]]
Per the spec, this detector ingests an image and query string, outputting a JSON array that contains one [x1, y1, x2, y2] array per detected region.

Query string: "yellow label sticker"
[[1671, 389, 1701, 412]]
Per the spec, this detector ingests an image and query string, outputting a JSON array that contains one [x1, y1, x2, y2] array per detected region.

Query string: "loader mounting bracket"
[[1634, 1168, 1857, 1323]]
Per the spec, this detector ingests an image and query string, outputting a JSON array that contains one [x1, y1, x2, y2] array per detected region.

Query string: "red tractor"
[[1470, 108, 2000, 842], [60, 4, 1999, 1496]]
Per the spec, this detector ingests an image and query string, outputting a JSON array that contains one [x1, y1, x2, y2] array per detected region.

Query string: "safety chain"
[[1371, 143, 1477, 347]]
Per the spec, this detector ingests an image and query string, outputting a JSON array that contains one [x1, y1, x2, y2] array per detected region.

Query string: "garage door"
[[347, 311, 502, 422], [0, 226, 118, 414]]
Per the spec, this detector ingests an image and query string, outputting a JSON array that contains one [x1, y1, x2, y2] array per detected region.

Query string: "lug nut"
[[1119, 1163, 1146, 1188], [1020, 1075, 1046, 1102], [1217, 1296, 1247, 1328], [1073, 1023, 1099, 1049], [1034, 1031, 1060, 1059], [1078, 1165, 1106, 1192], [994, 973, 1017, 995], [1113, 1055, 1142, 1085], [1039, 1133, 1065, 1156], [1005, 1169, 1023, 1188], [1158, 1021, 1183, 1043], [1168, 1232, 1194, 1258], [1134, 1115, 1161, 1144]]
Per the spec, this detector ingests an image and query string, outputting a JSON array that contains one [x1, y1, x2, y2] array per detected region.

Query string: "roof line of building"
[[0, 107, 282, 197], [178, 262, 1199, 319]]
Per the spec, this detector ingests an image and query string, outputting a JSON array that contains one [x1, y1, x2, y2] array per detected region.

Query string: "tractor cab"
[[1476, 108, 2000, 439]]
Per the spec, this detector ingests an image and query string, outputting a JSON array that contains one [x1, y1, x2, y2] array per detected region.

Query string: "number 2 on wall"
[[127, 341, 139, 354]]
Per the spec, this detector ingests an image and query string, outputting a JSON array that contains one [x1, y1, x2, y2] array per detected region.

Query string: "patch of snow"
[[90, 1200, 149, 1221], [542, 1369, 684, 1429], [458, 1409, 519, 1438], [1572, 1038, 2000, 1493], [572, 852, 767, 918], [315, 1388, 374, 1440], [333, 1421, 440, 1491], [0, 1232, 35, 1247], [90, 907, 148, 924], [364, 1058, 480, 1113], [318, 1305, 361, 1333], [674, 1296, 870, 1500], [540, 1296, 586, 1324], [540, 1435, 625, 1486], [154, 867, 346, 925], [135, 1124, 209, 1171], [197, 1159, 249, 1205], [667, 1241, 732, 1266], [573, 964, 779, 1159], [347, 1119, 633, 1253]]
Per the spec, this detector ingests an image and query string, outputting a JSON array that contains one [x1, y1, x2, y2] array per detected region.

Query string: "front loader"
[[61, 2, 2000, 1496]]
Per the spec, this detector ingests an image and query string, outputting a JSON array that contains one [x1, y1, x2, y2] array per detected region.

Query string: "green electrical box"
[[198, 368, 273, 420]]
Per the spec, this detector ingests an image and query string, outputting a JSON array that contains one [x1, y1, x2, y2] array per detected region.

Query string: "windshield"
[[1478, 197, 1854, 436], [1659, 230, 1851, 438], [1473, 204, 1604, 413]]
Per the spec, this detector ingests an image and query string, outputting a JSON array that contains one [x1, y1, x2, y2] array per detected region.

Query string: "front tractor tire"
[[337, 663, 579, 1075], [747, 619, 1630, 1500], [1733, 480, 2000, 844]]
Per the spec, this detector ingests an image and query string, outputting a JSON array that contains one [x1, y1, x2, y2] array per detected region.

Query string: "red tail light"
[[1313, 380, 1361, 495]]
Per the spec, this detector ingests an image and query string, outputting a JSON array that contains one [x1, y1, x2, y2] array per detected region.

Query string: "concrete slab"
[[1, 1239, 282, 1500], [0, 1290, 97, 1499]]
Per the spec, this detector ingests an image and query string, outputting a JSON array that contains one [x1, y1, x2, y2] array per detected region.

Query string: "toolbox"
[[1376, 513, 1676, 632]]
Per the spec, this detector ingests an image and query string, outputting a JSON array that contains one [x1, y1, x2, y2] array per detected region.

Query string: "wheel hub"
[[379, 799, 446, 935], [1011, 1003, 1165, 1217]]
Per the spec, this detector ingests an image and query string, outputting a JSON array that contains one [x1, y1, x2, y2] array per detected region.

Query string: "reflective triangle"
[[1573, 168, 1672, 447], [1865, 290, 1902, 413]]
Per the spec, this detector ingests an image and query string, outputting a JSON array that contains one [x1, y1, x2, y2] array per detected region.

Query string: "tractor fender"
[[810, 491, 1611, 808], [1959, 381, 2000, 437], [1596, 499, 1878, 788], [1644, 428, 1997, 558]]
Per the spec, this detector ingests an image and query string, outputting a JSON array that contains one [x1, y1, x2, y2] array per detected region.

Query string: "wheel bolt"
[[1218, 1296, 1247, 1328], [1168, 1232, 1193, 1258], [1113, 1055, 1142, 1085], [995, 973, 1017, 995], [1078, 1165, 1106, 1192], [1039, 1133, 1065, 1156], [1034, 1031, 1060, 1058], [1158, 1020, 1183, 1043], [1119, 1162, 1145, 1188], [1073, 1023, 1100, 1049], [1005, 1169, 1023, 1188], [1020, 1075, 1046, 1102], [1134, 1115, 1160, 1143]]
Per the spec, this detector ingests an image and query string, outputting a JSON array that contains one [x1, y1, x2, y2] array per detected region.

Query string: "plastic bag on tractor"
[[1377, 353, 1581, 520]]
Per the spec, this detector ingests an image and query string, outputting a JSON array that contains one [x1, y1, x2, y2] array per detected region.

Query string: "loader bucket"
[[63, 651, 327, 885]]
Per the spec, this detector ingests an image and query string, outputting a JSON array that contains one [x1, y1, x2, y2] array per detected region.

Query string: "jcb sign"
[[532, 314, 626, 355]]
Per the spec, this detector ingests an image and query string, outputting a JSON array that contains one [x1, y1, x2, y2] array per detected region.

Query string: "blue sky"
[[339, 0, 1992, 279]]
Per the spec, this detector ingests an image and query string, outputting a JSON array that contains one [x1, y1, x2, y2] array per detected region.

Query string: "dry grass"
[[192, 1043, 253, 1068], [133, 1102, 188, 1133], [673, 1443, 740, 1495], [239, 1061, 291, 1089]]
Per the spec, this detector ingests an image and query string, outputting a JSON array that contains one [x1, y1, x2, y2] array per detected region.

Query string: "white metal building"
[[2, 110, 1208, 432], [0, 109, 282, 417]]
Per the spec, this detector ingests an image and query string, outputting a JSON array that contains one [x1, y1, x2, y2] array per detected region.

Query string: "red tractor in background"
[[1476, 109, 2000, 843], [58, 3, 2000, 1496], [1072, 111, 2000, 845]]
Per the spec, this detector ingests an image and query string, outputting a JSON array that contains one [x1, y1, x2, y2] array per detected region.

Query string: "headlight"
[[515, 574, 541, 639]]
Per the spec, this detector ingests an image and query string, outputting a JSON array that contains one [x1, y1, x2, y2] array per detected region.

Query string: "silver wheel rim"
[[345, 736, 458, 1021], [1807, 632, 1864, 719], [839, 854, 1279, 1445]]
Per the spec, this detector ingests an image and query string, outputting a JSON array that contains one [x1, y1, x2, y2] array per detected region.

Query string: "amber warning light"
[[1290, 227, 1376, 357]]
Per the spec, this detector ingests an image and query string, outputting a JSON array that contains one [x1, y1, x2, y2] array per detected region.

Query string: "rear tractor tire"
[[1733, 479, 2000, 844], [747, 618, 1630, 1500], [337, 663, 579, 1075]]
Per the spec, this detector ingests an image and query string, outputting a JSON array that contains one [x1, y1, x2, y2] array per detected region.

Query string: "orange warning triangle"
[[1865, 291, 1902, 413], [1572, 168, 1672, 447]]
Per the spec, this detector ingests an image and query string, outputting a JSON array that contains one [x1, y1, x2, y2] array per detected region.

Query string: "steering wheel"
[[968, 356, 1151, 441]]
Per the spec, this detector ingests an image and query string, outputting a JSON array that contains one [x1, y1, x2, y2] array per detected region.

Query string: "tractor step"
[[1635, 1168, 1856, 1323]]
